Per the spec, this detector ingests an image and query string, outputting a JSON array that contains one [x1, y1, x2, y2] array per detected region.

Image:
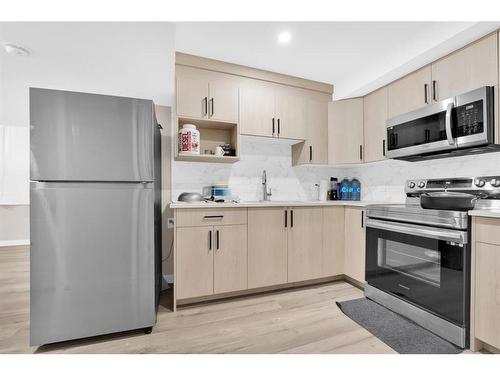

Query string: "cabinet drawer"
[[176, 208, 247, 227], [475, 217, 500, 245]]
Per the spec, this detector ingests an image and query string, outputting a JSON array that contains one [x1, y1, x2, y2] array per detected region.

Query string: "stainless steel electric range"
[[364, 176, 500, 349]]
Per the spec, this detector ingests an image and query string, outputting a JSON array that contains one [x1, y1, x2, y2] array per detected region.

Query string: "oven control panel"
[[405, 176, 500, 196]]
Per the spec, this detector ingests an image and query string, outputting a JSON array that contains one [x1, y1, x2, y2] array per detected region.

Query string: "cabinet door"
[[176, 65, 210, 119], [275, 86, 307, 140], [328, 98, 364, 164], [208, 72, 239, 123], [322, 206, 345, 277], [213, 225, 248, 294], [363, 87, 388, 163], [287, 207, 323, 282], [176, 226, 213, 299], [344, 207, 366, 283], [387, 65, 432, 118], [474, 242, 500, 349], [240, 80, 276, 137], [431, 32, 498, 101], [292, 96, 329, 165], [248, 207, 288, 288]]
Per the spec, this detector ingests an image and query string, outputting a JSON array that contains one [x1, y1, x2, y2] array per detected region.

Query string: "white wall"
[[0, 22, 176, 245]]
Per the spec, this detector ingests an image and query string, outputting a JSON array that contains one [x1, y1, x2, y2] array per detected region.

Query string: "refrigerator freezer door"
[[30, 182, 155, 346], [30, 88, 154, 182]]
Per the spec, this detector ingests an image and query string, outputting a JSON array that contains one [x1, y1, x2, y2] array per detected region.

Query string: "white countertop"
[[468, 210, 500, 219], [170, 200, 394, 209]]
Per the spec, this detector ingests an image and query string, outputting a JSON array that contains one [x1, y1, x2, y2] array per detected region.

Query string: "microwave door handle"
[[365, 217, 467, 244], [445, 102, 455, 146]]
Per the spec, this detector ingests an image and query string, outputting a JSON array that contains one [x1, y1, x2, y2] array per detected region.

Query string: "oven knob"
[[418, 181, 425, 188], [490, 179, 500, 187], [408, 182, 415, 189], [474, 178, 486, 187]]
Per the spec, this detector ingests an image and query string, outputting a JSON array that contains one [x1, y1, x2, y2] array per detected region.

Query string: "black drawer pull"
[[203, 215, 224, 219]]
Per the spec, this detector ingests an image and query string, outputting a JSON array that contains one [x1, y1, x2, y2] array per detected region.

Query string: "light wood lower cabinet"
[[176, 226, 214, 299], [344, 207, 366, 284], [471, 216, 500, 352], [287, 207, 323, 282], [322, 207, 345, 277], [247, 207, 288, 289], [213, 225, 248, 294], [175, 214, 248, 300]]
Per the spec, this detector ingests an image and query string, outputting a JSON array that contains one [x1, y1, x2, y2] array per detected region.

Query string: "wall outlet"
[[167, 217, 174, 228]]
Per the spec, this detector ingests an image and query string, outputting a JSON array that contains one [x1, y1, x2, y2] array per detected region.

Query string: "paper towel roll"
[[319, 180, 329, 201]]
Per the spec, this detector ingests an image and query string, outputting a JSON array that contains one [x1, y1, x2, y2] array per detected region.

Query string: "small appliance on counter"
[[318, 180, 329, 201], [203, 184, 235, 202], [328, 177, 339, 200]]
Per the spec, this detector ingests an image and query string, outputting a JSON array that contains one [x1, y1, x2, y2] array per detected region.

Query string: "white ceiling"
[[175, 22, 500, 98]]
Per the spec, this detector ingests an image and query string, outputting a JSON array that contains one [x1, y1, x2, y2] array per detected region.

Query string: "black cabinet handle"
[[432, 80, 437, 101], [210, 98, 214, 117], [424, 83, 429, 104], [309, 146, 313, 162], [284, 210, 288, 228], [203, 97, 208, 117], [209, 230, 212, 250], [203, 215, 224, 219], [382, 139, 386, 157], [272, 118, 275, 135], [359, 145, 363, 161], [216, 230, 220, 250], [361, 212, 364, 228], [291, 210, 294, 228], [277, 118, 281, 136]]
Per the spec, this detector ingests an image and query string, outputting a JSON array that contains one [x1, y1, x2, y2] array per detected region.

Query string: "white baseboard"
[[0, 240, 30, 247]]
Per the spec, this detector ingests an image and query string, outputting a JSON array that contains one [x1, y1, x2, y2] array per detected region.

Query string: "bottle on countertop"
[[339, 177, 350, 201], [351, 178, 361, 201], [328, 177, 338, 201]]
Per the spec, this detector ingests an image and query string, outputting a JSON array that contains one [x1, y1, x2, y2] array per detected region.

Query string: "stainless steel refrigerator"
[[29, 88, 162, 346]]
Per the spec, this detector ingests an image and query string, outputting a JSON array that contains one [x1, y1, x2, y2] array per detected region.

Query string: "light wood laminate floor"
[[0, 246, 395, 354]]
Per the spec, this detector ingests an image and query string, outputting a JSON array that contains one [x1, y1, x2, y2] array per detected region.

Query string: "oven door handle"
[[445, 101, 456, 146], [365, 218, 467, 244]]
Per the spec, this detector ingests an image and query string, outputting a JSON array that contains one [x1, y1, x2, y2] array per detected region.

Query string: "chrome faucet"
[[262, 170, 272, 201]]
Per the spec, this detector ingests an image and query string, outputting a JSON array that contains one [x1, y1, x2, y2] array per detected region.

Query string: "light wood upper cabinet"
[[287, 207, 324, 282], [431, 32, 498, 101], [328, 98, 364, 164], [363, 87, 388, 163], [344, 207, 366, 284], [322, 206, 345, 277], [292, 94, 329, 165], [275, 86, 308, 140], [176, 226, 214, 299], [240, 80, 276, 137], [213, 224, 247, 294], [387, 65, 432, 118], [208, 72, 239, 123], [247, 207, 288, 289], [176, 66, 210, 119], [176, 66, 239, 122]]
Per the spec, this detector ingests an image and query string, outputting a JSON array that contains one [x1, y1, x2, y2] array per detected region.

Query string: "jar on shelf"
[[178, 124, 200, 155]]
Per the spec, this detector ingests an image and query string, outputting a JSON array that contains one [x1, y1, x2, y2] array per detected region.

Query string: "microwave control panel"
[[454, 99, 484, 137]]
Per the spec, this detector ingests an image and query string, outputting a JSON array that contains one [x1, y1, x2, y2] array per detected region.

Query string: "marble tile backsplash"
[[172, 135, 500, 203]]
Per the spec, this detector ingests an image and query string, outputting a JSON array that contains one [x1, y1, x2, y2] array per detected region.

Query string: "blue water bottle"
[[351, 178, 361, 201], [340, 177, 350, 201]]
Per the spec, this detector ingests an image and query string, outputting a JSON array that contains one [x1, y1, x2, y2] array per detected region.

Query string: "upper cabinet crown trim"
[[176, 52, 334, 95]]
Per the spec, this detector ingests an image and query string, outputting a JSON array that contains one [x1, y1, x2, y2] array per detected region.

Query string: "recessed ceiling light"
[[3, 43, 30, 57], [278, 31, 292, 44]]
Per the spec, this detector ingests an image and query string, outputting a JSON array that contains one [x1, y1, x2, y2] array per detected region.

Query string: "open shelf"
[[175, 116, 240, 164]]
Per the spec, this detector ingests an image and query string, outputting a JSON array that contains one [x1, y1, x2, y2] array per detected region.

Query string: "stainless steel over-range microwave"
[[385, 86, 497, 161]]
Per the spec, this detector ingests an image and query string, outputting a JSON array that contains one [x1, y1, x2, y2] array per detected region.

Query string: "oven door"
[[365, 218, 469, 326], [386, 97, 457, 159]]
